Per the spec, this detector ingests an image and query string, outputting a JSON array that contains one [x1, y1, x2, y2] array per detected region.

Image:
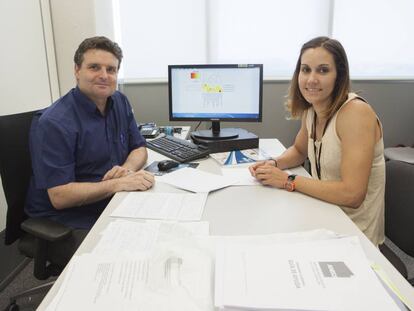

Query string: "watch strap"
[[285, 174, 297, 192]]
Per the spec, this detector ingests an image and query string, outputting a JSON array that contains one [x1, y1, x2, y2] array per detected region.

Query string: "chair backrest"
[[385, 160, 414, 257], [0, 110, 39, 245]]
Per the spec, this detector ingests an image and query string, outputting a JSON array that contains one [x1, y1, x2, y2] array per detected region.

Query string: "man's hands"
[[249, 160, 288, 188], [103, 165, 155, 192], [102, 165, 132, 181], [115, 170, 155, 192]]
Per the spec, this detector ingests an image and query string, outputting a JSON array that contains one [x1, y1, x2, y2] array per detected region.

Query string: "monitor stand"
[[190, 122, 259, 153], [191, 121, 239, 140]]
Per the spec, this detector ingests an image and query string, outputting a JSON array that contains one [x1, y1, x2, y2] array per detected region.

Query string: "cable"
[[194, 121, 202, 131]]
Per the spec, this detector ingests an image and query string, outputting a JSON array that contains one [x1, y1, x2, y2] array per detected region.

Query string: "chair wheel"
[[6, 302, 19, 311]]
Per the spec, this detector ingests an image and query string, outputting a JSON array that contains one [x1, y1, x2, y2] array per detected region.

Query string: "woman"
[[249, 36, 385, 246]]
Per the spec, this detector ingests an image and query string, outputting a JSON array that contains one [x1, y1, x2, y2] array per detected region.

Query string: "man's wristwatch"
[[269, 159, 278, 167], [284, 174, 297, 192]]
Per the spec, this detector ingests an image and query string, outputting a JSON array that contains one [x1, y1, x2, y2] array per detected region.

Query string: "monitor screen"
[[168, 64, 263, 123]]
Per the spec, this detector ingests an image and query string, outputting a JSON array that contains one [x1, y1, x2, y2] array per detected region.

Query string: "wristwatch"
[[284, 174, 297, 192], [269, 159, 278, 167]]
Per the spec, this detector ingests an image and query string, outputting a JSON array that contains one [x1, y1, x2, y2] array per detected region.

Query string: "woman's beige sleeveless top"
[[306, 93, 385, 246]]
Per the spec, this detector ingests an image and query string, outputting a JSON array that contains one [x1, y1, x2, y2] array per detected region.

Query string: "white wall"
[[0, 1, 58, 115]]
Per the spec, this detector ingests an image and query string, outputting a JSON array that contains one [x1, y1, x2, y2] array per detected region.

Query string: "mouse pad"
[[144, 161, 199, 176]]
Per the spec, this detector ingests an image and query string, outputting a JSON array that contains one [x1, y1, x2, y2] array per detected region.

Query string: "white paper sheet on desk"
[[45, 247, 214, 311], [93, 219, 209, 254], [221, 167, 260, 186], [110, 192, 207, 221], [215, 236, 401, 311], [157, 167, 239, 193], [221, 167, 294, 186]]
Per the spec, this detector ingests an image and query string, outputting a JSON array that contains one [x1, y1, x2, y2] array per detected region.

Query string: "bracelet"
[[270, 159, 278, 167]]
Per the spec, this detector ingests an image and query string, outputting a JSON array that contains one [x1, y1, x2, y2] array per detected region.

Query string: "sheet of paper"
[[221, 167, 294, 186], [45, 253, 152, 311], [110, 192, 208, 221], [157, 167, 239, 193], [215, 236, 401, 311], [93, 219, 210, 255], [221, 167, 260, 186], [152, 220, 210, 238], [93, 219, 159, 254], [46, 247, 214, 311]]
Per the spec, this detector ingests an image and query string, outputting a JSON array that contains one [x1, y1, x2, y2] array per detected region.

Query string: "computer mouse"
[[157, 160, 179, 171]]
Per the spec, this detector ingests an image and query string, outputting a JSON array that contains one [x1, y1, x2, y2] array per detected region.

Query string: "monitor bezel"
[[168, 64, 263, 123]]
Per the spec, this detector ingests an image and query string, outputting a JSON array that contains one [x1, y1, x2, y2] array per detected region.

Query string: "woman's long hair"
[[286, 36, 350, 120]]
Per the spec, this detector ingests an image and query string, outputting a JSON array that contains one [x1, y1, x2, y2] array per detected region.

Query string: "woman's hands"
[[249, 160, 289, 188]]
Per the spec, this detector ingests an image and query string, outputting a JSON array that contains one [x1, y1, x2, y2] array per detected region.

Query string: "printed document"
[[93, 219, 210, 255], [46, 246, 214, 311], [110, 192, 207, 221], [215, 236, 401, 311]]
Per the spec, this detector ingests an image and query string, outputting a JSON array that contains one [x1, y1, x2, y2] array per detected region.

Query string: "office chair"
[[0, 110, 73, 310], [381, 159, 414, 285]]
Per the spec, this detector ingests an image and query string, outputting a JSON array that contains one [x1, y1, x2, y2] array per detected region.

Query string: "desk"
[[38, 139, 414, 310]]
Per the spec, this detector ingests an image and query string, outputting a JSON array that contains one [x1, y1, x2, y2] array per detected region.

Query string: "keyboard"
[[146, 135, 210, 163]]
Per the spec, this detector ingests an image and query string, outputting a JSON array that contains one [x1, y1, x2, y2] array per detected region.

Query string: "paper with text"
[[46, 246, 214, 311], [110, 192, 208, 221], [93, 220, 210, 255], [215, 236, 400, 311]]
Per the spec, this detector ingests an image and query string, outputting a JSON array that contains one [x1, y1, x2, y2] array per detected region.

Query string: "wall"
[[122, 80, 414, 148]]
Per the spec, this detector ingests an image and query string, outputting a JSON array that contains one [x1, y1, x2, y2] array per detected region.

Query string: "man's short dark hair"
[[74, 36, 123, 69]]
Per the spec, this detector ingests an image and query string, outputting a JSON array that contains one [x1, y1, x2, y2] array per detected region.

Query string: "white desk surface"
[[38, 139, 414, 310]]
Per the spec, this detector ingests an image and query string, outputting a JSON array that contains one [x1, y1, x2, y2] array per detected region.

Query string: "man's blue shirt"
[[25, 87, 145, 229]]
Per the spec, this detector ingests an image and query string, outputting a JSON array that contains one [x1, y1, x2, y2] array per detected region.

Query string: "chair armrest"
[[21, 218, 72, 242]]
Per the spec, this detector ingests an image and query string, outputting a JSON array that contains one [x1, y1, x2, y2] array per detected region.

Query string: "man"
[[25, 37, 154, 254]]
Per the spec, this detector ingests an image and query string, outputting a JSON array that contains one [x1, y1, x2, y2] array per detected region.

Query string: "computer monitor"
[[168, 64, 263, 140]]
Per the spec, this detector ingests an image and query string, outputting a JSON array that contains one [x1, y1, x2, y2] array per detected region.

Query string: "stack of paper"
[[46, 250, 213, 311], [46, 222, 214, 311], [44, 228, 406, 311], [215, 236, 402, 311]]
